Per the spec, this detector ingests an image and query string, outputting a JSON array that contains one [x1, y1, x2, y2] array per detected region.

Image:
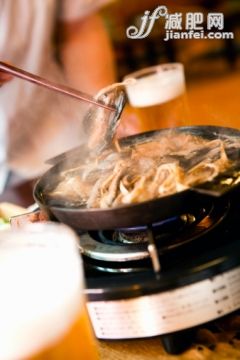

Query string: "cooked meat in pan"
[[47, 132, 239, 209]]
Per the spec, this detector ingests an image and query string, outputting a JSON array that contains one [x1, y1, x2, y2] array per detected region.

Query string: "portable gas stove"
[[31, 125, 240, 354], [77, 194, 240, 354]]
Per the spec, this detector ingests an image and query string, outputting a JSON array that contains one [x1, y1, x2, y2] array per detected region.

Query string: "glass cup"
[[123, 63, 190, 132], [0, 222, 99, 360]]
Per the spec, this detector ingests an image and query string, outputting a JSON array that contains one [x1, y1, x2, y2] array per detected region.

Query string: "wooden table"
[[98, 334, 240, 360]]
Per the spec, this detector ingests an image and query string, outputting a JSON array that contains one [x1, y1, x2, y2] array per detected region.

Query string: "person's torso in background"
[[0, 0, 113, 179], [0, 0, 59, 118], [0, 0, 64, 179]]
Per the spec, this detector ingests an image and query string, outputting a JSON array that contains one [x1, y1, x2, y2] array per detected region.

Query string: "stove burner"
[[79, 200, 230, 273], [114, 214, 196, 244], [115, 230, 148, 244], [117, 216, 187, 232]]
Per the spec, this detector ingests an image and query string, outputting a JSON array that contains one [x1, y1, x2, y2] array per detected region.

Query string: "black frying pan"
[[34, 126, 240, 230]]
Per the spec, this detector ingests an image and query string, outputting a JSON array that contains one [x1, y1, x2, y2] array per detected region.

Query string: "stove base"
[[161, 329, 196, 354]]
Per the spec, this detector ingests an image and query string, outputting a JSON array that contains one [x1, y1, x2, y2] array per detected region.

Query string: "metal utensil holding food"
[[0, 61, 127, 179]]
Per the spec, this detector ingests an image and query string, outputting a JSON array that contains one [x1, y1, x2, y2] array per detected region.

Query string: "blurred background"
[[100, 0, 240, 129]]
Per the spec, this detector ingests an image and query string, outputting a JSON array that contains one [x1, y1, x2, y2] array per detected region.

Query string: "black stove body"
[[79, 194, 240, 354]]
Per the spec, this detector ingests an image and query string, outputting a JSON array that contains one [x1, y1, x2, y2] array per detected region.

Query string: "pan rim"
[[34, 125, 240, 212]]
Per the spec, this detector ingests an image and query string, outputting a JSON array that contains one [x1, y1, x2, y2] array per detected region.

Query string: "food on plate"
[[10, 210, 49, 230], [0, 202, 27, 219], [0, 202, 28, 230]]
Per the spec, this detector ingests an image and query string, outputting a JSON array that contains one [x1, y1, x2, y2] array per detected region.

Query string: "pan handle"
[[190, 163, 240, 197]]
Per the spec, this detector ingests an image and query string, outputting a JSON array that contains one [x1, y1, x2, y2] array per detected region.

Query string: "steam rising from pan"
[[45, 129, 240, 209]]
